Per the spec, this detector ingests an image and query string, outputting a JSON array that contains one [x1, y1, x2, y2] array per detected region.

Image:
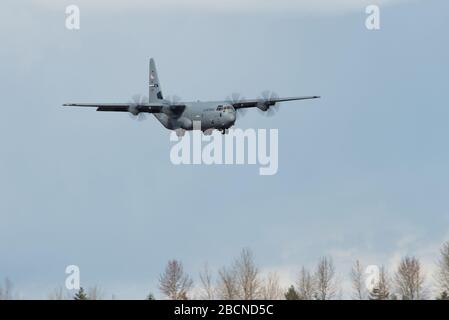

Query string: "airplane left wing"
[[232, 96, 320, 109]]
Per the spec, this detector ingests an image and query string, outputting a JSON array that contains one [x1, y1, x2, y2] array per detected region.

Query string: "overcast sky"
[[1, 0, 449, 299]]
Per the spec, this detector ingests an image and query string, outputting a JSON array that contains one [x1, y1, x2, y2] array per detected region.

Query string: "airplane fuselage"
[[153, 101, 236, 132]]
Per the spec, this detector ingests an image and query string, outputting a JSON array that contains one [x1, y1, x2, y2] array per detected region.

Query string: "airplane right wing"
[[62, 103, 163, 113]]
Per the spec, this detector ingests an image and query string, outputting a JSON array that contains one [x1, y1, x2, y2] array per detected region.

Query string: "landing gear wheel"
[[175, 129, 186, 137], [204, 129, 214, 136]]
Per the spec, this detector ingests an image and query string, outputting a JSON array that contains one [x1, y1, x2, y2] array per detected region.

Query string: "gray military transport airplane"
[[63, 59, 320, 136]]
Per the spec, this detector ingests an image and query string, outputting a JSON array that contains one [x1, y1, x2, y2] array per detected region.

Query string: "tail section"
[[149, 58, 163, 102]]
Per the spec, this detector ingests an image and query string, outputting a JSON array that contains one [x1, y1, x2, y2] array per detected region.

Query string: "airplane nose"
[[228, 112, 236, 123]]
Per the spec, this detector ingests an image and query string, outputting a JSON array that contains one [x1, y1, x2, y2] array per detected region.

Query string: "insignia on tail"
[[149, 58, 164, 101]]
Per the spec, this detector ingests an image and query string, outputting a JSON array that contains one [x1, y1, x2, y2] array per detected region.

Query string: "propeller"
[[258, 90, 279, 117], [226, 92, 247, 118], [165, 95, 185, 118], [128, 94, 148, 121]]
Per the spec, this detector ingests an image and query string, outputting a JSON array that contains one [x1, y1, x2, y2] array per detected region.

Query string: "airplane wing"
[[62, 103, 163, 113], [231, 96, 320, 109]]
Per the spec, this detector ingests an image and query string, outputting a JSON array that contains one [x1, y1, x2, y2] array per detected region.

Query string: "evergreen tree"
[[369, 287, 389, 300], [146, 293, 156, 300], [437, 291, 449, 300], [74, 287, 88, 300], [284, 285, 299, 300], [368, 266, 390, 300]]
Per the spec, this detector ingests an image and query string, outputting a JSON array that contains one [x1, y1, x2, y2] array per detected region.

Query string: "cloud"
[[329, 230, 449, 298], [256, 227, 449, 299], [33, 0, 411, 15]]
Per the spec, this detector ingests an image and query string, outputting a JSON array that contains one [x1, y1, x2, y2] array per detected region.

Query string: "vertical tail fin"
[[149, 58, 163, 102]]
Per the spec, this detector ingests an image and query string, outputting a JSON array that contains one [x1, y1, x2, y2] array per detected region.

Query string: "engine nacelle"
[[257, 102, 270, 111], [179, 117, 193, 130]]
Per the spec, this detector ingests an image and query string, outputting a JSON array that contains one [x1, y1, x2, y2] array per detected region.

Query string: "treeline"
[[1, 242, 449, 300], [155, 243, 449, 300]]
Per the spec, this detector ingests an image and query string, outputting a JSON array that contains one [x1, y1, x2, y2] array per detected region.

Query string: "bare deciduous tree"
[[199, 263, 215, 300], [48, 286, 69, 300], [314, 257, 338, 300], [87, 286, 104, 300], [159, 259, 193, 300], [218, 249, 261, 300], [436, 241, 449, 295], [260, 272, 283, 300], [234, 248, 260, 300], [350, 260, 366, 300], [218, 266, 238, 300], [394, 256, 426, 300], [297, 267, 315, 300], [0, 278, 14, 300]]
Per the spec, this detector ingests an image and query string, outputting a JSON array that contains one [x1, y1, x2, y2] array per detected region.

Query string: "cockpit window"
[[217, 105, 234, 112], [223, 105, 234, 112]]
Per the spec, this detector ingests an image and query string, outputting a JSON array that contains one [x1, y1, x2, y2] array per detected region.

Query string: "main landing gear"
[[203, 128, 228, 135]]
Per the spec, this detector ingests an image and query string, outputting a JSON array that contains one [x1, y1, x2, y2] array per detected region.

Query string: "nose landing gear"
[[203, 129, 214, 136]]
